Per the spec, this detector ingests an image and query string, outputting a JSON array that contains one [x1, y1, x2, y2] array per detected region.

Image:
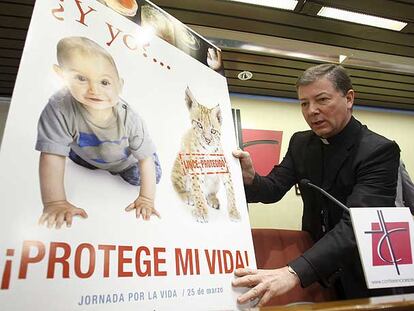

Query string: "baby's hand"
[[125, 195, 160, 221], [39, 200, 88, 229]]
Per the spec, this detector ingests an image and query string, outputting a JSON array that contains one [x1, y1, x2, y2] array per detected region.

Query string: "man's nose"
[[308, 101, 320, 115]]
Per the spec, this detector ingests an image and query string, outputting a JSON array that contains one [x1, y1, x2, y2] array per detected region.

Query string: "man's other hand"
[[232, 149, 255, 185]]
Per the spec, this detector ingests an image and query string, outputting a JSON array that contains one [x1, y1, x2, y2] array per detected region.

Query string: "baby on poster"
[[35, 36, 162, 229]]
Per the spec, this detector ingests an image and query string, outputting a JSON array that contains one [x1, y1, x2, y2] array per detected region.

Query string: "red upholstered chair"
[[251, 228, 336, 306]]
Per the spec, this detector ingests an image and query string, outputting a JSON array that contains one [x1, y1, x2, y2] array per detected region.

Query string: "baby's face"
[[58, 51, 123, 111]]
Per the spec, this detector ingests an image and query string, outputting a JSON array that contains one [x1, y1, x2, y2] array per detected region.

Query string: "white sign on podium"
[[351, 207, 414, 289]]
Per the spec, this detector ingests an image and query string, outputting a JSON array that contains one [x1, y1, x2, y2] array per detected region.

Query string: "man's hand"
[[125, 195, 160, 220], [232, 150, 256, 185], [232, 267, 300, 307], [39, 200, 88, 229]]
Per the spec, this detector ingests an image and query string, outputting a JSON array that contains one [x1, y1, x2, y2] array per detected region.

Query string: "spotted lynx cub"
[[171, 87, 241, 222]]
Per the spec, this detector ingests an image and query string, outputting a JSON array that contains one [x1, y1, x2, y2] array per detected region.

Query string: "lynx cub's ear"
[[185, 87, 196, 110], [213, 104, 222, 125]]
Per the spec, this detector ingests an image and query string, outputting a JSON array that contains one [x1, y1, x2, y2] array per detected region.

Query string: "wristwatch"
[[287, 265, 297, 276]]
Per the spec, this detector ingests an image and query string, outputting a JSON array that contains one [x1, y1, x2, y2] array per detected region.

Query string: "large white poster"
[[0, 1, 255, 310]]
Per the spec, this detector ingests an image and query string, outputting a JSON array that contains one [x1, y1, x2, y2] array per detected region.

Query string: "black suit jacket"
[[245, 117, 401, 299]]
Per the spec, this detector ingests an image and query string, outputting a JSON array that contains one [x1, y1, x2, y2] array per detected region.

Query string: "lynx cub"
[[171, 87, 240, 222]]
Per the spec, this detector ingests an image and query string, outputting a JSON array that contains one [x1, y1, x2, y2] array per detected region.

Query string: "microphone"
[[299, 179, 349, 213]]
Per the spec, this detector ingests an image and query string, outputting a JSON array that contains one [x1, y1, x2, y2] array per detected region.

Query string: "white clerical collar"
[[320, 138, 330, 145]]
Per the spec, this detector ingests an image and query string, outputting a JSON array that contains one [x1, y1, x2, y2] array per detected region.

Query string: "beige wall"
[[231, 94, 414, 230]]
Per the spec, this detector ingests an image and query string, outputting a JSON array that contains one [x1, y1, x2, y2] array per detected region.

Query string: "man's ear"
[[53, 64, 64, 78], [345, 89, 354, 109]]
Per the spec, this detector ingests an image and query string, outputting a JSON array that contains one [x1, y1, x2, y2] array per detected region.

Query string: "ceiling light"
[[238, 71, 253, 80], [317, 7, 407, 31], [227, 0, 298, 11], [339, 55, 347, 63]]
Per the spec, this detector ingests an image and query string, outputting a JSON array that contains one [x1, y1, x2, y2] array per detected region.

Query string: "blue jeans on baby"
[[68, 150, 162, 186]]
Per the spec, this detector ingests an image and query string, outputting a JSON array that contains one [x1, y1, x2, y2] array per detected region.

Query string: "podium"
[[258, 293, 414, 310]]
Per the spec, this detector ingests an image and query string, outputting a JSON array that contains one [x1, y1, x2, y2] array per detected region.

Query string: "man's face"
[[298, 77, 354, 138], [56, 51, 123, 111]]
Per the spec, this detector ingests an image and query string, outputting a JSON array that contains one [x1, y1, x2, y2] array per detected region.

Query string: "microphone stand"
[[300, 179, 350, 213]]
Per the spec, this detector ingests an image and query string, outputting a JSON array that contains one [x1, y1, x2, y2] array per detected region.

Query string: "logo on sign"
[[364, 210, 412, 275]]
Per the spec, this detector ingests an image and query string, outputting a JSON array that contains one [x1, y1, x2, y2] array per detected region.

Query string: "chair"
[[251, 228, 336, 306]]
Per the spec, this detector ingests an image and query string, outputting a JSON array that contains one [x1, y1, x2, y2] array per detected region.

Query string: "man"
[[232, 64, 401, 305]]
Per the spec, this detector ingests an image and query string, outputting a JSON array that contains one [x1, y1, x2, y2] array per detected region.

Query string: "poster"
[[0, 1, 255, 310]]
